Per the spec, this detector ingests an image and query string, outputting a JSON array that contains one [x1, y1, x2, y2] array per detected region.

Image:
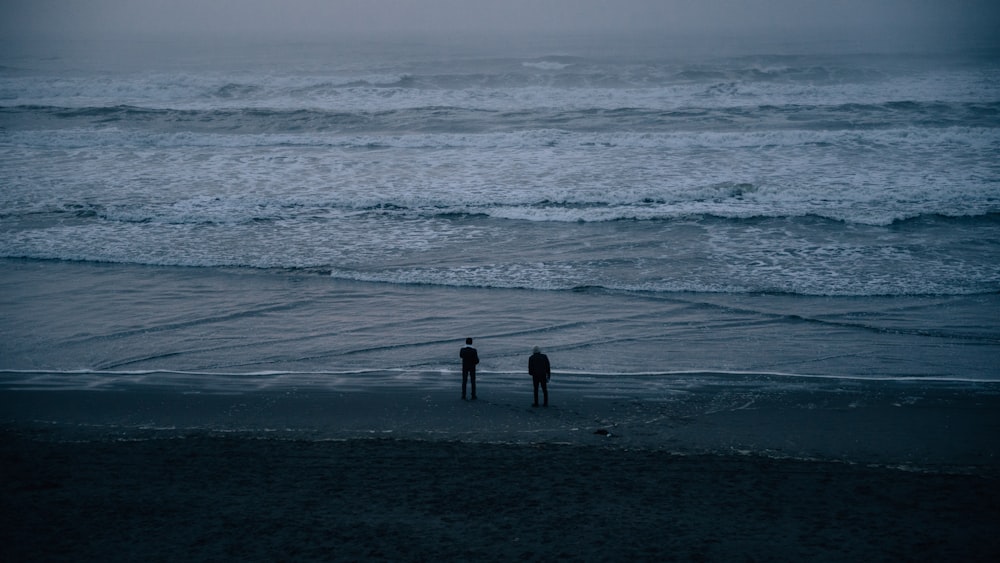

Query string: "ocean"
[[1, 35, 999, 463]]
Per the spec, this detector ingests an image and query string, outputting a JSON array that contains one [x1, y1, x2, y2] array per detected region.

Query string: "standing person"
[[528, 346, 550, 407], [460, 337, 479, 400]]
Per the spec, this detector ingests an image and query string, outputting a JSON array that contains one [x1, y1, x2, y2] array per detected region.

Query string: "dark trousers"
[[532, 375, 548, 406], [462, 368, 476, 399]]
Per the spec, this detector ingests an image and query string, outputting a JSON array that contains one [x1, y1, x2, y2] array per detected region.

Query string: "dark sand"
[[3, 429, 999, 562]]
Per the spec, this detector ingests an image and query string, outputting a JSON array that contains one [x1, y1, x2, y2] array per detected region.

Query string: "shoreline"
[[3, 430, 999, 562], [4, 259, 999, 559], [3, 375, 999, 477]]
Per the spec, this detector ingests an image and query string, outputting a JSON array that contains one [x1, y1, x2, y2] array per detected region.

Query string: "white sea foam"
[[522, 61, 572, 71], [2, 41, 998, 297]]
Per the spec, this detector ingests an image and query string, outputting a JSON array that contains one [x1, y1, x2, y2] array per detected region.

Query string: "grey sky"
[[1, 0, 997, 42]]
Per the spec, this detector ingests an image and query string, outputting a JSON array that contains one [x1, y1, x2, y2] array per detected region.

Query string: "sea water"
[[1, 34, 999, 387]]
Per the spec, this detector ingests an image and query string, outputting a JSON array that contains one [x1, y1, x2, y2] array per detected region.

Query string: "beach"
[[4, 326, 1000, 561], [2, 256, 1000, 561], [3, 428, 1000, 562], [3, 258, 1000, 560]]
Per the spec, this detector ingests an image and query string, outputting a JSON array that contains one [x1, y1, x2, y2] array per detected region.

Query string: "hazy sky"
[[2, 0, 997, 43]]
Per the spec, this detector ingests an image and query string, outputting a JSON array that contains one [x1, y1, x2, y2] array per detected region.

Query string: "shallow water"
[[2, 259, 997, 381]]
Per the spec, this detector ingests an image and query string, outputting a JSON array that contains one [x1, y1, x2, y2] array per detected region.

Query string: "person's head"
[[466, 337, 473, 345], [533, 346, 540, 354]]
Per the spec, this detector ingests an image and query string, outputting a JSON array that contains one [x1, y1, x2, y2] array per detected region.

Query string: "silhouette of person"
[[460, 337, 479, 400], [528, 346, 550, 407]]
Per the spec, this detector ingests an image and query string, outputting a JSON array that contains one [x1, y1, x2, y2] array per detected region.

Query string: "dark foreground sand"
[[2, 429, 998, 562]]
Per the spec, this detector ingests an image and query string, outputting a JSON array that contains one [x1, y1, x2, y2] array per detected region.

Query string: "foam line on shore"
[[2, 368, 997, 386]]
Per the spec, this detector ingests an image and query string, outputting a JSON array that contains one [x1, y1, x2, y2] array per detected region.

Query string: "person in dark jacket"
[[460, 337, 479, 400], [528, 346, 550, 407]]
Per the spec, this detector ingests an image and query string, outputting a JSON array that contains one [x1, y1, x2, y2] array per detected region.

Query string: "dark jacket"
[[460, 346, 479, 370], [528, 352, 550, 379]]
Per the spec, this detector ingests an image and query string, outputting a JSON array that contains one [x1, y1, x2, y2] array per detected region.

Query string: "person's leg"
[[470, 369, 477, 399], [540, 378, 548, 406], [532, 377, 539, 406], [462, 370, 469, 399]]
